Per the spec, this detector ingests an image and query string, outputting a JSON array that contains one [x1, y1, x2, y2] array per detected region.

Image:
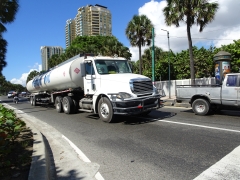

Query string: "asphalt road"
[[2, 96, 240, 180]]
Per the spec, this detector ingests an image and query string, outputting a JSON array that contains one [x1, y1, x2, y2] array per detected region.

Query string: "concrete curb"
[[161, 97, 191, 108], [25, 120, 52, 180]]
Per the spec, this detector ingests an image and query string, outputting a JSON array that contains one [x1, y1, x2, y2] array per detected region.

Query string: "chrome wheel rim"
[[56, 103, 60, 110], [63, 99, 68, 112], [196, 103, 205, 113], [100, 102, 109, 118]]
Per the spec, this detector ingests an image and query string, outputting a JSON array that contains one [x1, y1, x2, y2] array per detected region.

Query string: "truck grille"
[[130, 79, 153, 95]]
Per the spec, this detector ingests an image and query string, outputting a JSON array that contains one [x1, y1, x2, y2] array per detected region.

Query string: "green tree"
[[0, 75, 25, 94], [26, 70, 39, 84], [0, 35, 7, 75], [194, 46, 215, 78], [129, 61, 138, 74], [0, 75, 7, 94], [54, 36, 131, 68], [173, 49, 191, 80], [0, 0, 19, 74], [173, 46, 215, 80], [65, 45, 82, 59], [48, 54, 61, 69], [117, 46, 131, 60], [163, 0, 219, 84], [101, 37, 131, 59], [125, 15, 154, 75], [141, 46, 164, 78]]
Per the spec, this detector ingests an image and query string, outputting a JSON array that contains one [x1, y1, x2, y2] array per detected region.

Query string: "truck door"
[[84, 61, 96, 95], [221, 75, 240, 106]]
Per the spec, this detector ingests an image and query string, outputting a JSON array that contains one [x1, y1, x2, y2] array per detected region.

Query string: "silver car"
[[7, 91, 15, 98]]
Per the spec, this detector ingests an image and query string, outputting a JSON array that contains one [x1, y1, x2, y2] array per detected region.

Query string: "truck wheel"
[[72, 99, 79, 113], [192, 99, 210, 115], [32, 97, 36, 106], [30, 97, 33, 105], [55, 96, 63, 113], [62, 96, 73, 114], [98, 97, 114, 123]]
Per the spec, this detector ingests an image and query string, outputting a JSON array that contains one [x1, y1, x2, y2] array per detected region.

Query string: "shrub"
[[0, 104, 26, 170]]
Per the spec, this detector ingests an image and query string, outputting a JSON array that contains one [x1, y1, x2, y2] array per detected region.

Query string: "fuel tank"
[[27, 55, 84, 93]]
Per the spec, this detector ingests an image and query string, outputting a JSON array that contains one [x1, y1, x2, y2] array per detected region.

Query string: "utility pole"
[[161, 29, 171, 99]]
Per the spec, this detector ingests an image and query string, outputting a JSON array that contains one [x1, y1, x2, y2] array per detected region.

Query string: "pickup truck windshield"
[[95, 59, 132, 74]]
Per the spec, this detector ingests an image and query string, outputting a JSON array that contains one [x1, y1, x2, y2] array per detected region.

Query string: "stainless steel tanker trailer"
[[26, 53, 161, 123]]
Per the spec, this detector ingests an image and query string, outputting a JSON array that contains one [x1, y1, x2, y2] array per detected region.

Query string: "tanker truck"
[[26, 53, 161, 123]]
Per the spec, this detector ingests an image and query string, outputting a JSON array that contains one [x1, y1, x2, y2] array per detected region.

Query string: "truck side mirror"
[[80, 63, 86, 77]]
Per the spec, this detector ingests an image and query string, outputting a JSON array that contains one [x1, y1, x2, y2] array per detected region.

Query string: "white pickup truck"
[[176, 73, 240, 115]]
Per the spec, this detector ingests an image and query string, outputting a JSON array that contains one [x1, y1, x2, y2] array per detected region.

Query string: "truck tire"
[[55, 96, 63, 113], [30, 97, 33, 105], [31, 96, 36, 106], [98, 97, 114, 123], [72, 99, 79, 113], [192, 98, 210, 115], [62, 96, 74, 114]]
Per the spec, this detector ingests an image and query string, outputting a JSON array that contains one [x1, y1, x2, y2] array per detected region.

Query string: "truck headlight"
[[116, 92, 132, 99], [130, 82, 134, 91], [153, 86, 159, 95]]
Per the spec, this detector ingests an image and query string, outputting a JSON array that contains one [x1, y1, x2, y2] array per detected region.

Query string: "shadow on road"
[[178, 107, 240, 117], [85, 110, 177, 125]]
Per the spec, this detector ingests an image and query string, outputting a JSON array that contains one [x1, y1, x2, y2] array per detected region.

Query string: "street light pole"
[[161, 29, 171, 99]]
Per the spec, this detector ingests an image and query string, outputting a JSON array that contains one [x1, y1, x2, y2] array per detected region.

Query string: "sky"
[[2, 0, 240, 86]]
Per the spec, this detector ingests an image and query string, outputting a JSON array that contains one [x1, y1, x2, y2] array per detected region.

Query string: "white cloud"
[[130, 0, 240, 61], [11, 63, 42, 87]]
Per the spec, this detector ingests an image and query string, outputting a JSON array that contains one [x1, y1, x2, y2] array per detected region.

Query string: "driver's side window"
[[85, 62, 95, 75]]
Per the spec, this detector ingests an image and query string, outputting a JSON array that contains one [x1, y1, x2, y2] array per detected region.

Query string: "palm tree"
[[118, 46, 131, 60], [125, 15, 154, 75], [0, 0, 19, 74], [163, 0, 218, 85]]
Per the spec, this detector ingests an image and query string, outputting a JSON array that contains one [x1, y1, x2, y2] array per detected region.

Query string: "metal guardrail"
[[158, 89, 166, 97], [176, 84, 221, 88]]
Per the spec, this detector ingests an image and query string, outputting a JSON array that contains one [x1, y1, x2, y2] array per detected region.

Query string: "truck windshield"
[[95, 59, 132, 74]]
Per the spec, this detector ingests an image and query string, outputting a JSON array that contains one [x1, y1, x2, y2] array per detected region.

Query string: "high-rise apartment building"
[[65, 19, 76, 48], [41, 46, 64, 71], [65, 4, 112, 47]]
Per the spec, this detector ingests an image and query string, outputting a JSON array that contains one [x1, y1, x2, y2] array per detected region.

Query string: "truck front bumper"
[[112, 95, 162, 115]]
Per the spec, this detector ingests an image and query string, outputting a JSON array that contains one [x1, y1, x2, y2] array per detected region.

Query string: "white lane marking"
[[62, 135, 91, 162], [62, 135, 105, 180], [157, 119, 240, 133], [95, 172, 105, 180]]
